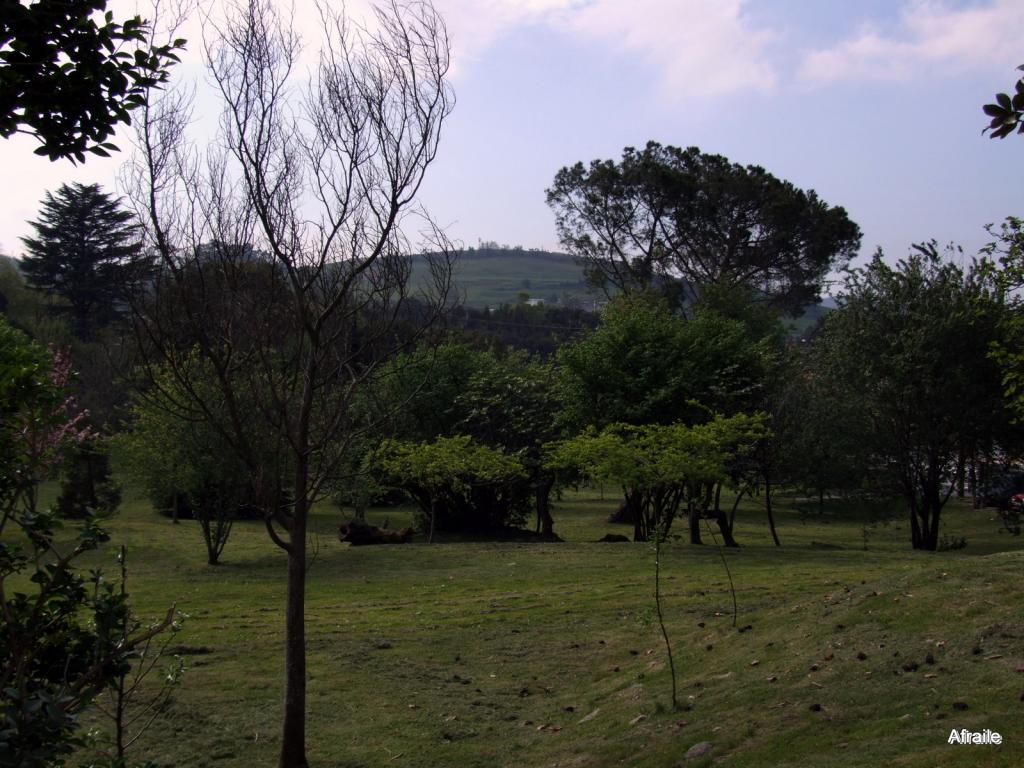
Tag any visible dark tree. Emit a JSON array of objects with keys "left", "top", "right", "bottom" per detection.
[
  {"left": 370, "top": 343, "right": 563, "bottom": 535},
  {"left": 546, "top": 142, "right": 861, "bottom": 313},
  {"left": 55, "top": 439, "right": 121, "bottom": 520},
  {"left": 0, "top": 0, "right": 184, "bottom": 162},
  {"left": 20, "top": 183, "right": 147, "bottom": 338},
  {"left": 983, "top": 64, "right": 1024, "bottom": 139},
  {"left": 818, "top": 245, "right": 1014, "bottom": 551}
]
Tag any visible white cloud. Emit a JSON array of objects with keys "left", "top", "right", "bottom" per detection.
[
  {"left": 561, "top": 0, "right": 777, "bottom": 98},
  {"left": 432, "top": 0, "right": 580, "bottom": 71},
  {"left": 432, "top": 0, "right": 776, "bottom": 97},
  {"left": 799, "top": 0, "right": 1024, "bottom": 84}
]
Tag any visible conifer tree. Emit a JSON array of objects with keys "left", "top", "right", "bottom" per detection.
[{"left": 20, "top": 183, "right": 146, "bottom": 338}]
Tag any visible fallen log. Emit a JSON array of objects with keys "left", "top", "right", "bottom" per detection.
[{"left": 338, "top": 519, "right": 414, "bottom": 545}]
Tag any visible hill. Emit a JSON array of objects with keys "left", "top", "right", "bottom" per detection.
[
  {"left": 415, "top": 246, "right": 837, "bottom": 336},
  {"left": 413, "top": 247, "right": 600, "bottom": 309}
]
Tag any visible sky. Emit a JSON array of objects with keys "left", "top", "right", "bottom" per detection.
[{"left": 2, "top": 0, "right": 1023, "bottom": 277}]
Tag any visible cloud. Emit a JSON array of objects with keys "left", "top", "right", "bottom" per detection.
[
  {"left": 562, "top": 0, "right": 777, "bottom": 98},
  {"left": 434, "top": 0, "right": 580, "bottom": 71},
  {"left": 433, "top": 0, "right": 777, "bottom": 97},
  {"left": 799, "top": 0, "right": 1024, "bottom": 84}
]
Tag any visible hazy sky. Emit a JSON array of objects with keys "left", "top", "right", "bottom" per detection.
[{"left": 2, "top": 0, "right": 1022, "bottom": 274}]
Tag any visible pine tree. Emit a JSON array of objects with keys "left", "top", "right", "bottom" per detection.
[{"left": 20, "top": 183, "right": 146, "bottom": 338}]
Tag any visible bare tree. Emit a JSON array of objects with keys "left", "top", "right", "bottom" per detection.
[{"left": 122, "top": 1, "right": 455, "bottom": 765}]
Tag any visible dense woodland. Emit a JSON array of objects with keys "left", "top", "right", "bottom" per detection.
[{"left": 3, "top": 1, "right": 1024, "bottom": 767}]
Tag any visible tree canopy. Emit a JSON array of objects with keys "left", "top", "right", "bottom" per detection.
[
  {"left": 547, "top": 414, "right": 767, "bottom": 541},
  {"left": 375, "top": 435, "right": 528, "bottom": 536},
  {"left": 817, "top": 245, "right": 1017, "bottom": 550},
  {"left": 556, "top": 294, "right": 764, "bottom": 432},
  {"left": 546, "top": 141, "right": 861, "bottom": 312}
]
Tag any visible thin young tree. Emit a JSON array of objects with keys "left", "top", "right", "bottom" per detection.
[{"left": 123, "top": 1, "right": 455, "bottom": 765}]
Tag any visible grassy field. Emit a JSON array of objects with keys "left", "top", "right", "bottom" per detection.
[
  {"left": 45, "top": 486, "right": 1024, "bottom": 767},
  {"left": 411, "top": 250, "right": 596, "bottom": 308}
]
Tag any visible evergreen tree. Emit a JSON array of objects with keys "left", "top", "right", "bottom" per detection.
[{"left": 20, "top": 183, "right": 146, "bottom": 338}]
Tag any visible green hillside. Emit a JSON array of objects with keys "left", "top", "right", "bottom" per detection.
[
  {"left": 413, "top": 247, "right": 599, "bottom": 309},
  {"left": 414, "top": 247, "right": 837, "bottom": 335}
]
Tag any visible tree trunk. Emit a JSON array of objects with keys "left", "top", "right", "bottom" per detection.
[
  {"left": 764, "top": 477, "right": 781, "bottom": 547},
  {"left": 925, "top": 506, "right": 941, "bottom": 551},
  {"left": 428, "top": 498, "right": 438, "bottom": 544},
  {"left": 625, "top": 489, "right": 646, "bottom": 542},
  {"left": 713, "top": 508, "right": 739, "bottom": 547},
  {"left": 956, "top": 449, "right": 966, "bottom": 499},
  {"left": 688, "top": 500, "right": 702, "bottom": 545},
  {"left": 279, "top": 500, "right": 308, "bottom": 768},
  {"left": 908, "top": 496, "right": 925, "bottom": 550},
  {"left": 728, "top": 488, "right": 745, "bottom": 530},
  {"left": 536, "top": 475, "right": 555, "bottom": 537}
]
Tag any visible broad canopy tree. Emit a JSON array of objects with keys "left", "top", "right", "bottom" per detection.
[
  {"left": 115, "top": 359, "right": 258, "bottom": 565},
  {"left": 546, "top": 141, "right": 861, "bottom": 313},
  {"left": 556, "top": 294, "right": 764, "bottom": 433},
  {"left": 375, "top": 435, "right": 527, "bottom": 540},
  {"left": 547, "top": 415, "right": 768, "bottom": 543},
  {"left": 556, "top": 293, "right": 769, "bottom": 543},
  {"left": 982, "top": 217, "right": 1024, "bottom": 423}
]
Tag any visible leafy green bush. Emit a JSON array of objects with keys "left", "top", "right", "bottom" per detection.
[{"left": 374, "top": 436, "right": 529, "bottom": 536}]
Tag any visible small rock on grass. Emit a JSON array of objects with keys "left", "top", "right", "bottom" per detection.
[
  {"left": 684, "top": 742, "right": 713, "bottom": 760},
  {"left": 578, "top": 708, "right": 600, "bottom": 724}
]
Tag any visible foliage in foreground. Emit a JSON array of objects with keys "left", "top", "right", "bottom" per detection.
[
  {"left": 0, "top": 0, "right": 184, "bottom": 162},
  {"left": 0, "top": 317, "right": 174, "bottom": 766}
]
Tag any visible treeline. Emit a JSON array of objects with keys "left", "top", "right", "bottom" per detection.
[
  {"left": 5, "top": 174, "right": 1024, "bottom": 563},
  {"left": 447, "top": 302, "right": 599, "bottom": 356}
]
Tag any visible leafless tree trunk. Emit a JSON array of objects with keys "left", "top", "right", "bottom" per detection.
[{"left": 123, "top": 2, "right": 455, "bottom": 765}]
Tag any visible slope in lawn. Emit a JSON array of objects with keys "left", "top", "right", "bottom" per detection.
[{"left": 69, "top": 490, "right": 1024, "bottom": 768}]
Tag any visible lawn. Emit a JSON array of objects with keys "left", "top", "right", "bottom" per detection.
[{"left": 56, "top": 486, "right": 1024, "bottom": 767}]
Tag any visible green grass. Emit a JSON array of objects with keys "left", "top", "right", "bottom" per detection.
[{"left": 39, "top": 487, "right": 1024, "bottom": 767}]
